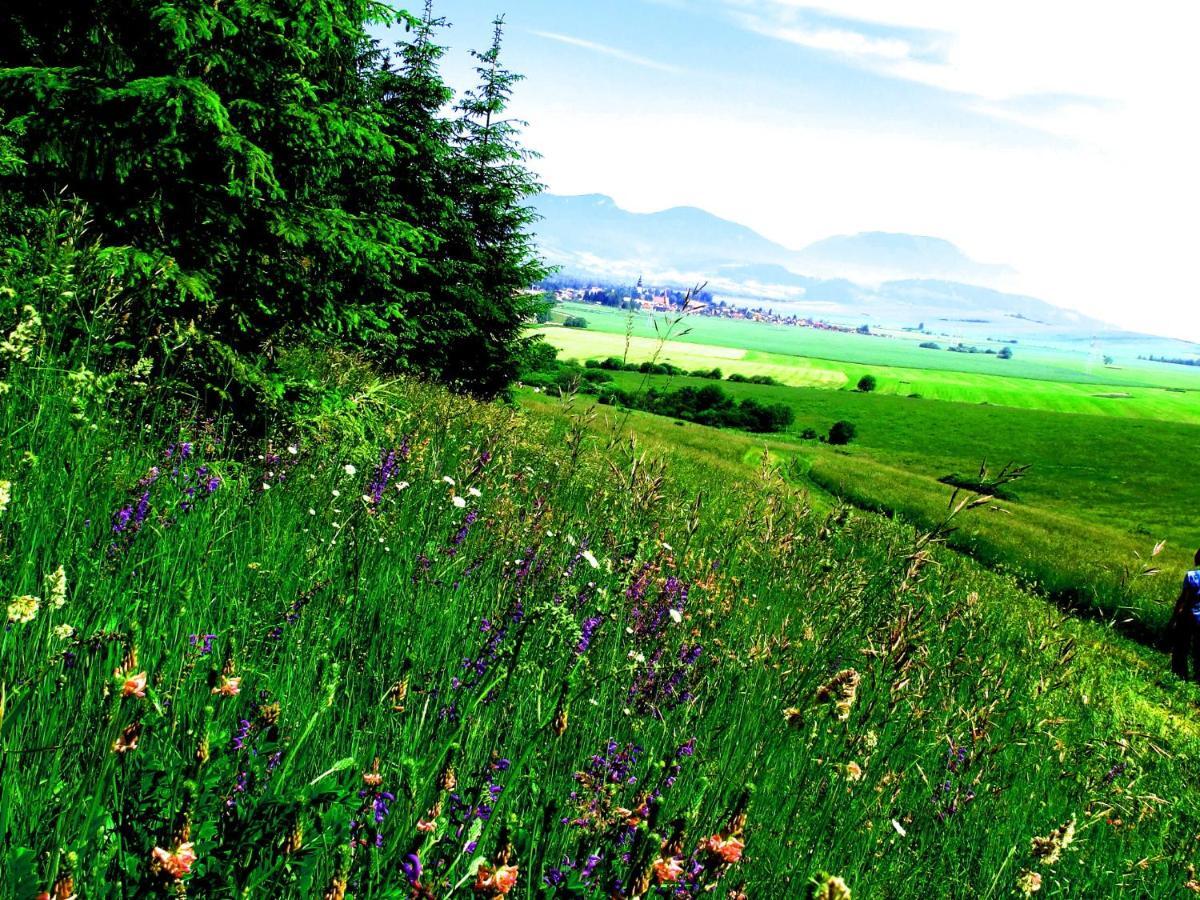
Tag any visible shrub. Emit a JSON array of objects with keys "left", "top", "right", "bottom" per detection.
[
  {"left": 605, "top": 383, "right": 793, "bottom": 433},
  {"left": 857, "top": 374, "right": 877, "bottom": 393},
  {"left": 563, "top": 316, "right": 589, "bottom": 329},
  {"left": 828, "top": 420, "right": 858, "bottom": 445}
]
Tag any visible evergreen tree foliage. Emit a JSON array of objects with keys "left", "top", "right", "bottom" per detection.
[{"left": 0, "top": 1, "right": 547, "bottom": 408}]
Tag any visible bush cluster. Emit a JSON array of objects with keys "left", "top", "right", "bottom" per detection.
[{"left": 602, "top": 384, "right": 795, "bottom": 433}]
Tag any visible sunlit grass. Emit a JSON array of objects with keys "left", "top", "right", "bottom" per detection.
[{"left": 1, "top": 358, "right": 1198, "bottom": 898}]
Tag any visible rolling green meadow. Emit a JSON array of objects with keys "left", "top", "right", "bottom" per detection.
[
  {"left": 537, "top": 312, "right": 1200, "bottom": 640},
  {"left": 7, "top": 342, "right": 1200, "bottom": 899},
  {"left": 4, "top": 2, "right": 1200, "bottom": 899}
]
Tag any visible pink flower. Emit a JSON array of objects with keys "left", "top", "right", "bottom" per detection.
[
  {"left": 653, "top": 856, "right": 685, "bottom": 884},
  {"left": 474, "top": 864, "right": 519, "bottom": 895},
  {"left": 116, "top": 669, "right": 147, "bottom": 698},
  {"left": 212, "top": 676, "right": 241, "bottom": 697},
  {"left": 704, "top": 834, "right": 745, "bottom": 864},
  {"left": 152, "top": 842, "right": 197, "bottom": 880},
  {"left": 416, "top": 818, "right": 437, "bottom": 833}
]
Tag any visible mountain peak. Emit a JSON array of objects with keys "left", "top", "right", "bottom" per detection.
[
  {"left": 529, "top": 192, "right": 1110, "bottom": 335},
  {"left": 796, "top": 231, "right": 1014, "bottom": 285}
]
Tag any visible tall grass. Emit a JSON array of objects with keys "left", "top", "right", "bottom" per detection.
[{"left": 2, "top": 335, "right": 1199, "bottom": 898}]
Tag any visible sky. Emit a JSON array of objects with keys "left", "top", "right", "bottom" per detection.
[{"left": 402, "top": 1, "right": 1200, "bottom": 339}]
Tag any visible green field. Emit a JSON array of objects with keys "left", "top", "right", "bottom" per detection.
[
  {"left": 531, "top": 325, "right": 1200, "bottom": 636},
  {"left": 538, "top": 303, "right": 1200, "bottom": 423},
  {"left": 548, "top": 302, "right": 1200, "bottom": 387}
]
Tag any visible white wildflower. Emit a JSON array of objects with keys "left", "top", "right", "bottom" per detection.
[
  {"left": 45, "top": 565, "right": 67, "bottom": 609},
  {"left": 581, "top": 550, "right": 599, "bottom": 569},
  {"left": 1, "top": 305, "right": 41, "bottom": 362},
  {"left": 467, "top": 486, "right": 482, "bottom": 498},
  {"left": 452, "top": 495, "right": 467, "bottom": 509},
  {"left": 53, "top": 623, "right": 74, "bottom": 640},
  {"left": 669, "top": 608, "right": 683, "bottom": 624},
  {"left": 0, "top": 479, "right": 10, "bottom": 517},
  {"left": 396, "top": 481, "right": 410, "bottom": 491},
  {"left": 287, "top": 445, "right": 298, "bottom": 455},
  {"left": 343, "top": 463, "right": 357, "bottom": 476},
  {"left": 442, "top": 476, "right": 455, "bottom": 486}
]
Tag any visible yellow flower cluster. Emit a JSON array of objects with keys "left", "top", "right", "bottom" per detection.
[
  {"left": 45, "top": 565, "right": 67, "bottom": 609},
  {"left": 7, "top": 594, "right": 40, "bottom": 624},
  {"left": 1, "top": 304, "right": 41, "bottom": 363}
]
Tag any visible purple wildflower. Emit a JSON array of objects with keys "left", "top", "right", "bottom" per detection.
[
  {"left": 400, "top": 853, "right": 422, "bottom": 885},
  {"left": 576, "top": 616, "right": 603, "bottom": 655}
]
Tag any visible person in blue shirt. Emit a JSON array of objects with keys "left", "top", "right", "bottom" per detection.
[{"left": 1171, "top": 549, "right": 1200, "bottom": 680}]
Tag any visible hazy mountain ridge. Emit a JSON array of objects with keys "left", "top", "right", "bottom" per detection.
[
  {"left": 531, "top": 193, "right": 1111, "bottom": 333},
  {"left": 795, "top": 232, "right": 1015, "bottom": 284}
]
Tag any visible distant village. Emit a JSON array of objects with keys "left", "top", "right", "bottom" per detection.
[{"left": 539, "top": 278, "right": 874, "bottom": 335}]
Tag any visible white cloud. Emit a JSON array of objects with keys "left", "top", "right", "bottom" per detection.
[
  {"left": 509, "top": 2, "right": 1200, "bottom": 339},
  {"left": 732, "top": 12, "right": 911, "bottom": 62},
  {"left": 531, "top": 30, "right": 685, "bottom": 74}
]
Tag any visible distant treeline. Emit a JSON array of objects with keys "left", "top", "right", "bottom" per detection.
[
  {"left": 519, "top": 348, "right": 792, "bottom": 432},
  {"left": 601, "top": 384, "right": 795, "bottom": 433},
  {"left": 1141, "top": 355, "right": 1200, "bottom": 367},
  {"left": 588, "top": 356, "right": 782, "bottom": 385}
]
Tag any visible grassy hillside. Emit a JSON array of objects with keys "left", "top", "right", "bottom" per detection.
[
  {"left": 570, "top": 369, "right": 1195, "bottom": 635},
  {"left": 4, "top": 352, "right": 1200, "bottom": 898}
]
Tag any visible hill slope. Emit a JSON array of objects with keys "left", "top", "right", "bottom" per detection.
[{"left": 4, "top": 342, "right": 1200, "bottom": 897}]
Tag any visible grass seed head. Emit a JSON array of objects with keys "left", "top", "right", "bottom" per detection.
[{"left": 1031, "top": 817, "right": 1076, "bottom": 865}]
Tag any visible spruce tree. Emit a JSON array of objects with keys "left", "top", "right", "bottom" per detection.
[
  {"left": 0, "top": 1, "right": 422, "bottom": 404},
  {"left": 0, "top": 2, "right": 550, "bottom": 405},
  {"left": 450, "top": 16, "right": 548, "bottom": 397}
]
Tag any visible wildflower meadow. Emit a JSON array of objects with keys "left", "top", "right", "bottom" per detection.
[
  {"left": 3, "top": 339, "right": 1200, "bottom": 898},
  {"left": 1, "top": 3, "right": 1199, "bottom": 897}
]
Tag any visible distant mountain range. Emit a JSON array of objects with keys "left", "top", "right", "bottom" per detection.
[{"left": 530, "top": 193, "right": 1128, "bottom": 342}]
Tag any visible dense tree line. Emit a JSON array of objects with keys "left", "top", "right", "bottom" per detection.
[
  {"left": 601, "top": 383, "right": 794, "bottom": 433},
  {"left": 1142, "top": 355, "right": 1200, "bottom": 368},
  {"left": 0, "top": 1, "right": 546, "bottom": 411}
]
